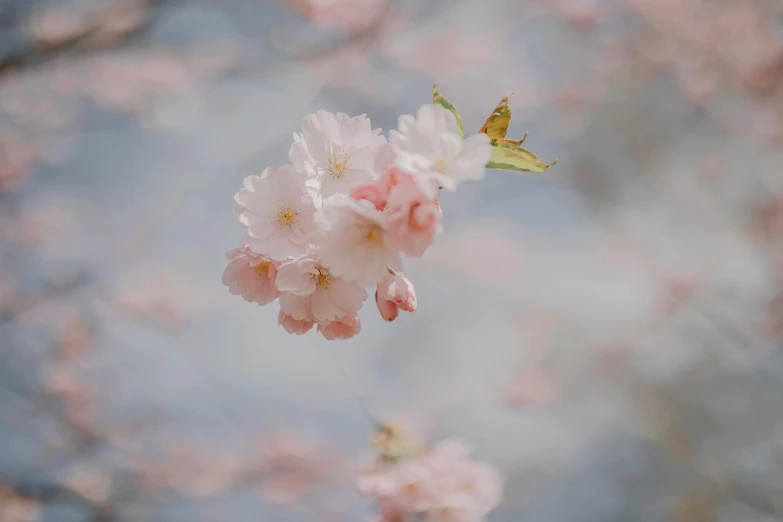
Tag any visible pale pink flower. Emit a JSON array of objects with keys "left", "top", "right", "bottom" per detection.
[
  {"left": 317, "top": 313, "right": 361, "bottom": 340},
  {"left": 389, "top": 104, "right": 492, "bottom": 191},
  {"left": 278, "top": 310, "right": 314, "bottom": 334},
  {"left": 277, "top": 252, "right": 368, "bottom": 323},
  {"left": 317, "top": 196, "right": 401, "bottom": 286},
  {"left": 222, "top": 247, "right": 280, "bottom": 305},
  {"left": 234, "top": 165, "right": 317, "bottom": 260},
  {"left": 359, "top": 436, "right": 503, "bottom": 522},
  {"left": 384, "top": 170, "right": 442, "bottom": 257},
  {"left": 289, "top": 111, "right": 387, "bottom": 198},
  {"left": 376, "top": 272, "right": 417, "bottom": 322}
]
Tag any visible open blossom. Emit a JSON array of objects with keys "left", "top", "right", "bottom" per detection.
[
  {"left": 376, "top": 272, "right": 417, "bottom": 321},
  {"left": 278, "top": 310, "right": 314, "bottom": 334},
  {"left": 222, "top": 247, "right": 280, "bottom": 304},
  {"left": 290, "top": 111, "right": 387, "bottom": 198},
  {"left": 390, "top": 104, "right": 492, "bottom": 191},
  {"left": 276, "top": 252, "right": 368, "bottom": 323},
  {"left": 317, "top": 313, "right": 361, "bottom": 340},
  {"left": 234, "top": 165, "right": 317, "bottom": 259},
  {"left": 317, "top": 196, "right": 401, "bottom": 286},
  {"left": 359, "top": 433, "right": 503, "bottom": 522}
]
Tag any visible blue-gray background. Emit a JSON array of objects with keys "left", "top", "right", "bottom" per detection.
[{"left": 2, "top": 0, "right": 783, "bottom": 520}]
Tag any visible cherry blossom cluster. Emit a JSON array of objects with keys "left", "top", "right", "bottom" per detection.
[
  {"left": 223, "top": 104, "right": 492, "bottom": 340},
  {"left": 357, "top": 426, "right": 503, "bottom": 522}
]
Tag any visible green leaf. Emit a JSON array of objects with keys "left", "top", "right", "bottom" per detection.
[
  {"left": 486, "top": 139, "right": 558, "bottom": 173},
  {"left": 479, "top": 93, "right": 512, "bottom": 140},
  {"left": 432, "top": 85, "right": 464, "bottom": 138}
]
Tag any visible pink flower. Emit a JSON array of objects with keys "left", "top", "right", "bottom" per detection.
[
  {"left": 390, "top": 105, "right": 492, "bottom": 191},
  {"left": 349, "top": 181, "right": 388, "bottom": 211},
  {"left": 376, "top": 272, "right": 417, "bottom": 321},
  {"left": 278, "top": 310, "right": 314, "bottom": 334},
  {"left": 317, "top": 196, "right": 401, "bottom": 286},
  {"left": 384, "top": 171, "right": 441, "bottom": 257},
  {"left": 317, "top": 313, "right": 361, "bottom": 340},
  {"left": 358, "top": 435, "right": 503, "bottom": 522},
  {"left": 222, "top": 247, "right": 280, "bottom": 305},
  {"left": 233, "top": 165, "right": 317, "bottom": 260},
  {"left": 276, "top": 252, "right": 367, "bottom": 323},
  {"left": 289, "top": 111, "right": 386, "bottom": 198}
]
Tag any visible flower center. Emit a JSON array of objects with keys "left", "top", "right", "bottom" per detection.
[
  {"left": 327, "top": 151, "right": 350, "bottom": 179},
  {"left": 254, "top": 259, "right": 270, "bottom": 277},
  {"left": 275, "top": 203, "right": 299, "bottom": 229},
  {"left": 312, "top": 265, "right": 334, "bottom": 291},
  {"left": 433, "top": 159, "right": 448, "bottom": 173},
  {"left": 361, "top": 222, "right": 384, "bottom": 247}
]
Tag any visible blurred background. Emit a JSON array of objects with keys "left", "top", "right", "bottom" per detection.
[{"left": 2, "top": 0, "right": 783, "bottom": 520}]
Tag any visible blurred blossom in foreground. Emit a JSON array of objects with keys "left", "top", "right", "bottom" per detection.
[
  {"left": 358, "top": 426, "right": 503, "bottom": 522},
  {"left": 284, "top": 0, "right": 388, "bottom": 32}
]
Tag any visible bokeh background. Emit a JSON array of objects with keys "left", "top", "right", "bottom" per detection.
[{"left": 2, "top": 0, "right": 783, "bottom": 520}]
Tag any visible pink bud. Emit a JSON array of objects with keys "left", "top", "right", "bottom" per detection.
[
  {"left": 376, "top": 272, "right": 417, "bottom": 320},
  {"left": 278, "top": 310, "right": 314, "bottom": 335},
  {"left": 375, "top": 290, "right": 399, "bottom": 322},
  {"left": 317, "top": 314, "right": 361, "bottom": 340}
]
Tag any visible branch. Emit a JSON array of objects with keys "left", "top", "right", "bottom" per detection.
[{"left": 0, "top": 0, "right": 178, "bottom": 78}]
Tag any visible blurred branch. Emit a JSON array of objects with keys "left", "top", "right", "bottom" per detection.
[{"left": 0, "top": 0, "right": 178, "bottom": 78}]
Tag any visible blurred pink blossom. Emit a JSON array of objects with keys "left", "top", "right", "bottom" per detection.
[
  {"left": 0, "top": 133, "right": 36, "bottom": 192},
  {"left": 0, "top": 485, "right": 40, "bottom": 522},
  {"left": 503, "top": 369, "right": 560, "bottom": 407},
  {"left": 359, "top": 435, "right": 503, "bottom": 522},
  {"left": 255, "top": 432, "right": 345, "bottom": 505},
  {"left": 284, "top": 0, "right": 387, "bottom": 32}
]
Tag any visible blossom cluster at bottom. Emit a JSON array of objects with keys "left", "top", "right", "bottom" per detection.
[{"left": 357, "top": 426, "right": 503, "bottom": 522}]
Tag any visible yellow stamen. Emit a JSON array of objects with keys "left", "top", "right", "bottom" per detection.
[
  {"left": 254, "top": 260, "right": 270, "bottom": 277},
  {"left": 434, "top": 159, "right": 448, "bottom": 173},
  {"left": 275, "top": 203, "right": 299, "bottom": 229},
  {"left": 327, "top": 151, "right": 350, "bottom": 179},
  {"left": 362, "top": 222, "right": 384, "bottom": 246},
  {"left": 312, "top": 265, "right": 334, "bottom": 291}
]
